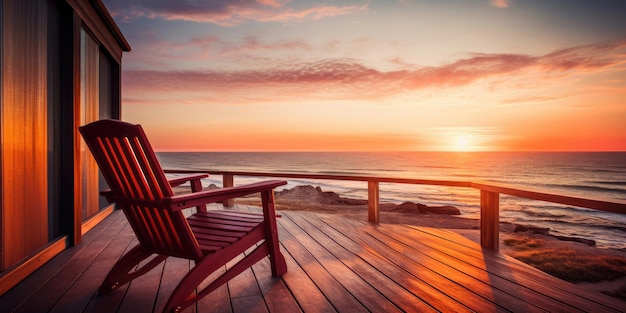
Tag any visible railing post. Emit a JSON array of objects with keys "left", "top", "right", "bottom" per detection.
[
  {"left": 480, "top": 190, "right": 500, "bottom": 252},
  {"left": 223, "top": 174, "right": 234, "bottom": 207},
  {"left": 368, "top": 181, "right": 380, "bottom": 223}
]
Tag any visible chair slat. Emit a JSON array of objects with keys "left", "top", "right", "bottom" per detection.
[
  {"left": 102, "top": 137, "right": 140, "bottom": 198},
  {"left": 116, "top": 137, "right": 152, "bottom": 200},
  {"left": 130, "top": 137, "right": 174, "bottom": 199},
  {"left": 128, "top": 136, "right": 169, "bottom": 199}
]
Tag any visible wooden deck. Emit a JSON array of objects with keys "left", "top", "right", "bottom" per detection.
[{"left": 1, "top": 205, "right": 624, "bottom": 313}]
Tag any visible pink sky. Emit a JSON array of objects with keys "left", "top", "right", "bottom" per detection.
[{"left": 103, "top": 0, "right": 626, "bottom": 151}]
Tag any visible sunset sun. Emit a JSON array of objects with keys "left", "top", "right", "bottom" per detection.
[{"left": 452, "top": 135, "right": 474, "bottom": 151}]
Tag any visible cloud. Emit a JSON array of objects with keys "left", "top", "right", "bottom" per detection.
[
  {"left": 218, "top": 36, "right": 313, "bottom": 54},
  {"left": 499, "top": 95, "right": 567, "bottom": 105},
  {"left": 104, "top": 0, "right": 367, "bottom": 26},
  {"left": 122, "top": 40, "right": 626, "bottom": 103},
  {"left": 490, "top": 0, "right": 511, "bottom": 8}
]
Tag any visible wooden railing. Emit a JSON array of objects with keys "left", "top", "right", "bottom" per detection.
[{"left": 164, "top": 169, "right": 626, "bottom": 252}]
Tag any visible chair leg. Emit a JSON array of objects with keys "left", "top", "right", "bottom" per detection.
[
  {"left": 99, "top": 244, "right": 167, "bottom": 294},
  {"left": 163, "top": 228, "right": 272, "bottom": 313},
  {"left": 190, "top": 178, "right": 208, "bottom": 213},
  {"left": 261, "top": 190, "right": 288, "bottom": 276}
]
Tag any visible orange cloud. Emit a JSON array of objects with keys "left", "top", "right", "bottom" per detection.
[{"left": 123, "top": 40, "right": 626, "bottom": 103}]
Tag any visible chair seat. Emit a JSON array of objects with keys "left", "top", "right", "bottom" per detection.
[{"left": 188, "top": 210, "right": 266, "bottom": 253}]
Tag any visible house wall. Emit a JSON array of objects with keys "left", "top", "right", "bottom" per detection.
[{"left": 0, "top": 0, "right": 129, "bottom": 289}]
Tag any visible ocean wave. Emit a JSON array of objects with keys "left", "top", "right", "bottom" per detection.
[
  {"left": 316, "top": 170, "right": 371, "bottom": 176},
  {"left": 586, "top": 168, "right": 626, "bottom": 174},
  {"left": 344, "top": 168, "right": 404, "bottom": 173},
  {"left": 451, "top": 173, "right": 477, "bottom": 178},
  {"left": 541, "top": 183, "right": 625, "bottom": 194},
  {"left": 536, "top": 219, "right": 626, "bottom": 233},
  {"left": 519, "top": 210, "right": 569, "bottom": 219},
  {"left": 587, "top": 181, "right": 626, "bottom": 186}
]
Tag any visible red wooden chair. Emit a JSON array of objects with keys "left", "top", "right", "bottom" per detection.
[{"left": 79, "top": 119, "right": 288, "bottom": 312}]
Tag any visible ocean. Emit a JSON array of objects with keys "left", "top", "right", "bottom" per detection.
[{"left": 157, "top": 151, "right": 626, "bottom": 250}]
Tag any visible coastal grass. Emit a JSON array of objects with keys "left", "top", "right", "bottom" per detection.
[{"left": 504, "top": 237, "right": 626, "bottom": 283}]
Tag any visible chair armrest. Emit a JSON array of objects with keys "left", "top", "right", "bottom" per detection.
[
  {"left": 165, "top": 180, "right": 287, "bottom": 211},
  {"left": 168, "top": 174, "right": 209, "bottom": 187}
]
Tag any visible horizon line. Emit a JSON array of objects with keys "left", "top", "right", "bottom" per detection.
[{"left": 154, "top": 150, "right": 626, "bottom": 153}]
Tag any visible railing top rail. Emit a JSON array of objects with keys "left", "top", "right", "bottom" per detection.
[
  {"left": 164, "top": 169, "right": 472, "bottom": 187},
  {"left": 164, "top": 169, "right": 626, "bottom": 215},
  {"left": 471, "top": 181, "right": 626, "bottom": 214}
]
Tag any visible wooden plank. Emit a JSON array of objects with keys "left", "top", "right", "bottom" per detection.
[
  {"left": 338, "top": 215, "right": 582, "bottom": 312},
  {"left": 195, "top": 264, "right": 233, "bottom": 313},
  {"left": 253, "top": 256, "right": 311, "bottom": 312},
  {"left": 81, "top": 239, "right": 139, "bottom": 313},
  {"left": 153, "top": 257, "right": 191, "bottom": 313},
  {"left": 3, "top": 208, "right": 625, "bottom": 313},
  {"left": 309, "top": 213, "right": 480, "bottom": 312},
  {"left": 49, "top": 222, "right": 134, "bottom": 313},
  {"left": 372, "top": 223, "right": 573, "bottom": 312},
  {"left": 277, "top": 214, "right": 369, "bottom": 312},
  {"left": 116, "top": 257, "right": 166, "bottom": 313},
  {"left": 373, "top": 223, "right": 615, "bottom": 313},
  {"left": 230, "top": 295, "right": 269, "bottom": 313},
  {"left": 0, "top": 210, "right": 122, "bottom": 308},
  {"left": 235, "top": 204, "right": 302, "bottom": 313},
  {"left": 6, "top": 210, "right": 129, "bottom": 312},
  {"left": 226, "top": 253, "right": 267, "bottom": 312},
  {"left": 231, "top": 203, "right": 337, "bottom": 313},
  {"left": 287, "top": 212, "right": 439, "bottom": 313},
  {"left": 276, "top": 241, "right": 337, "bottom": 313},
  {"left": 280, "top": 212, "right": 396, "bottom": 312},
  {"left": 408, "top": 225, "right": 626, "bottom": 311}
]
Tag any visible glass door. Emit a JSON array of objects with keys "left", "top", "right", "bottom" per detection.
[{"left": 80, "top": 28, "right": 101, "bottom": 221}]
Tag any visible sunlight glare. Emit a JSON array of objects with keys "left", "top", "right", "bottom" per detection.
[{"left": 453, "top": 135, "right": 473, "bottom": 151}]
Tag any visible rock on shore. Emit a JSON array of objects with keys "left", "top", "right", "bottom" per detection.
[
  {"left": 276, "top": 185, "right": 461, "bottom": 215},
  {"left": 514, "top": 224, "right": 596, "bottom": 246}
]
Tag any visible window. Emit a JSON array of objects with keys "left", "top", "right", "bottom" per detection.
[
  {"left": 79, "top": 28, "right": 102, "bottom": 220},
  {"left": 79, "top": 27, "right": 117, "bottom": 222}
]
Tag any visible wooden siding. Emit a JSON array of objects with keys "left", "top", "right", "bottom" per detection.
[
  {"left": 1, "top": 0, "right": 49, "bottom": 270},
  {"left": 1, "top": 206, "right": 624, "bottom": 312}
]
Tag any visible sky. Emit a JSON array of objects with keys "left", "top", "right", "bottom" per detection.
[{"left": 101, "top": 0, "right": 626, "bottom": 152}]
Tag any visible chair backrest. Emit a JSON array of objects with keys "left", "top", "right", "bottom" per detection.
[{"left": 79, "top": 119, "right": 203, "bottom": 260}]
